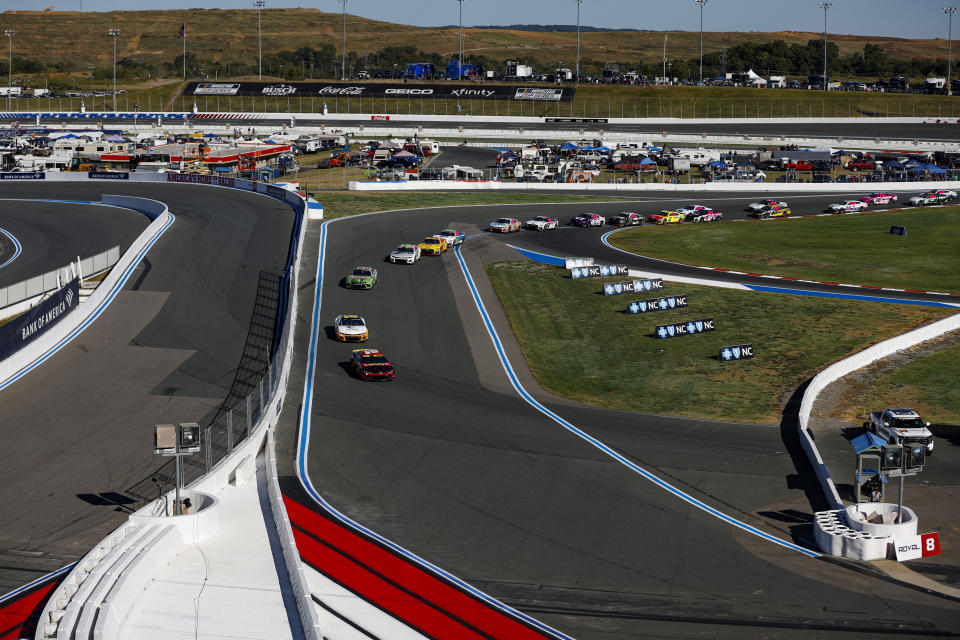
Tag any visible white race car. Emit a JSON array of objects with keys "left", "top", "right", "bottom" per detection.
[
  {"left": 676, "top": 204, "right": 711, "bottom": 216},
  {"left": 389, "top": 244, "right": 421, "bottom": 264},
  {"left": 436, "top": 229, "right": 465, "bottom": 247},
  {"left": 488, "top": 218, "right": 521, "bottom": 233},
  {"left": 334, "top": 314, "right": 369, "bottom": 343},
  {"left": 526, "top": 215, "right": 559, "bottom": 231},
  {"left": 746, "top": 199, "right": 787, "bottom": 213},
  {"left": 826, "top": 200, "right": 868, "bottom": 213}
]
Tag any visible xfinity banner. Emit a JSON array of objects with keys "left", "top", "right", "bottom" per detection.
[
  {"left": 654, "top": 317, "right": 715, "bottom": 339},
  {"left": 185, "top": 81, "right": 576, "bottom": 101},
  {"left": 570, "top": 265, "right": 629, "bottom": 279},
  {"left": 719, "top": 343, "right": 755, "bottom": 362},
  {"left": 603, "top": 278, "right": 664, "bottom": 296},
  {"left": 0, "top": 277, "right": 78, "bottom": 359},
  {"left": 627, "top": 294, "right": 688, "bottom": 314}
]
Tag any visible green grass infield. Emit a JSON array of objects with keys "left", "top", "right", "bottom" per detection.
[
  {"left": 607, "top": 207, "right": 960, "bottom": 294},
  {"left": 486, "top": 260, "right": 954, "bottom": 424}
]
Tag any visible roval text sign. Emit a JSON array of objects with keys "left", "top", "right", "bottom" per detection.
[{"left": 894, "top": 532, "right": 941, "bottom": 561}]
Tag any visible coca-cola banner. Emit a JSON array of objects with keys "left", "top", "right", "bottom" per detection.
[{"left": 185, "top": 81, "right": 575, "bottom": 101}]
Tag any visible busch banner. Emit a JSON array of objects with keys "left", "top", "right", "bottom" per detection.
[
  {"left": 0, "top": 278, "right": 78, "bottom": 359},
  {"left": 603, "top": 278, "right": 665, "bottom": 296},
  {"left": 654, "top": 318, "right": 715, "bottom": 339},
  {"left": 719, "top": 343, "right": 755, "bottom": 362},
  {"left": 627, "top": 294, "right": 688, "bottom": 314},
  {"left": 570, "top": 265, "right": 630, "bottom": 279}
]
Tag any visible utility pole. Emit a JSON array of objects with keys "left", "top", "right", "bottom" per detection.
[
  {"left": 695, "top": 0, "right": 707, "bottom": 85},
  {"left": 573, "top": 0, "right": 583, "bottom": 82},
  {"left": 3, "top": 30, "right": 12, "bottom": 110},
  {"left": 253, "top": 1, "right": 265, "bottom": 80},
  {"left": 947, "top": 7, "right": 957, "bottom": 96},
  {"left": 339, "top": 0, "right": 348, "bottom": 80},
  {"left": 109, "top": 28, "right": 119, "bottom": 112},
  {"left": 818, "top": 2, "right": 832, "bottom": 90}
]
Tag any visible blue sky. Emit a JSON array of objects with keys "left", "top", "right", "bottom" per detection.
[{"left": 0, "top": 0, "right": 951, "bottom": 40}]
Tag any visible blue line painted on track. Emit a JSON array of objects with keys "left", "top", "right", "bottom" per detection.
[
  {"left": 745, "top": 284, "right": 959, "bottom": 307},
  {"left": 0, "top": 226, "right": 21, "bottom": 269},
  {"left": 508, "top": 245, "right": 566, "bottom": 266},
  {"left": 0, "top": 208, "right": 174, "bottom": 393},
  {"left": 452, "top": 242, "right": 822, "bottom": 559},
  {"left": 295, "top": 221, "right": 575, "bottom": 640},
  {"left": 0, "top": 562, "right": 75, "bottom": 604}
]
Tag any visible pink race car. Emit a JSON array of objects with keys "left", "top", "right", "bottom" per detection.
[{"left": 860, "top": 192, "right": 898, "bottom": 205}]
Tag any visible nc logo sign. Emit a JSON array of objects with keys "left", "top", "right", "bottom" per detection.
[{"left": 719, "top": 343, "right": 755, "bottom": 362}]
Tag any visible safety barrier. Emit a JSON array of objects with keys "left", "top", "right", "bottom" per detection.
[
  {"left": 0, "top": 246, "right": 119, "bottom": 316},
  {"left": 797, "top": 312, "right": 960, "bottom": 515},
  {"left": 32, "top": 177, "right": 318, "bottom": 639}
]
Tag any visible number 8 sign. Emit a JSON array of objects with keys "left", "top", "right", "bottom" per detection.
[{"left": 895, "top": 532, "right": 941, "bottom": 561}]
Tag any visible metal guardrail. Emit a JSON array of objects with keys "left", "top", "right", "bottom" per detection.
[{"left": 0, "top": 246, "right": 119, "bottom": 311}]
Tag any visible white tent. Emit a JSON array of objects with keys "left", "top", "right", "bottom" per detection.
[{"left": 746, "top": 69, "right": 767, "bottom": 86}]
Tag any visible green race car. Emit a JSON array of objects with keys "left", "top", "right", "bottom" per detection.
[{"left": 345, "top": 266, "right": 378, "bottom": 289}]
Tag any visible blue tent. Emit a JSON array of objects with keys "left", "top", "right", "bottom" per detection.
[
  {"left": 707, "top": 160, "right": 726, "bottom": 167},
  {"left": 882, "top": 160, "right": 904, "bottom": 170},
  {"left": 904, "top": 157, "right": 923, "bottom": 166},
  {"left": 639, "top": 157, "right": 656, "bottom": 165},
  {"left": 597, "top": 145, "right": 612, "bottom": 151},
  {"left": 580, "top": 145, "right": 596, "bottom": 151},
  {"left": 559, "top": 142, "right": 577, "bottom": 150},
  {"left": 647, "top": 145, "right": 662, "bottom": 152},
  {"left": 908, "top": 162, "right": 945, "bottom": 173}
]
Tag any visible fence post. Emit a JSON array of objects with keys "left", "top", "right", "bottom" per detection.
[
  {"left": 260, "top": 378, "right": 266, "bottom": 421},
  {"left": 246, "top": 394, "right": 252, "bottom": 435},
  {"left": 205, "top": 427, "right": 212, "bottom": 472},
  {"left": 228, "top": 410, "right": 234, "bottom": 454}
]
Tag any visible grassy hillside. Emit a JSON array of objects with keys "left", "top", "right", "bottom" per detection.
[{"left": 0, "top": 8, "right": 952, "bottom": 73}]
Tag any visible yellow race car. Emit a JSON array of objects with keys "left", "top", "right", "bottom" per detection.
[
  {"left": 418, "top": 236, "right": 448, "bottom": 255},
  {"left": 648, "top": 210, "right": 685, "bottom": 225}
]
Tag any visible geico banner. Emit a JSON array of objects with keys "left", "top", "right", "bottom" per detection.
[
  {"left": 719, "top": 343, "right": 755, "bottom": 362},
  {"left": 627, "top": 294, "right": 687, "bottom": 314},
  {"left": 185, "top": 81, "right": 576, "bottom": 101},
  {"left": 0, "top": 277, "right": 78, "bottom": 360},
  {"left": 894, "top": 532, "right": 941, "bottom": 561},
  {"left": 570, "top": 265, "right": 629, "bottom": 279},
  {"left": 655, "top": 317, "right": 715, "bottom": 339},
  {"left": 603, "top": 278, "right": 665, "bottom": 296}
]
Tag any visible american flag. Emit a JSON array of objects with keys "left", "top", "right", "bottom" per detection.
[{"left": 179, "top": 23, "right": 186, "bottom": 37}]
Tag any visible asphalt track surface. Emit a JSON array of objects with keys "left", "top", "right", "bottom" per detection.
[
  {"left": 279, "top": 198, "right": 960, "bottom": 639},
  {"left": 0, "top": 200, "right": 148, "bottom": 287},
  {"left": 0, "top": 182, "right": 294, "bottom": 596}
]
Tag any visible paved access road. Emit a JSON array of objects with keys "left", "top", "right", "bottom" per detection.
[
  {"left": 0, "top": 200, "right": 148, "bottom": 287},
  {"left": 0, "top": 183, "right": 295, "bottom": 596},
  {"left": 282, "top": 198, "right": 960, "bottom": 639}
]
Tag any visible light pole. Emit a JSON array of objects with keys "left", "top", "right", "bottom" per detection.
[
  {"left": 4, "top": 30, "right": 13, "bottom": 109},
  {"left": 108, "top": 28, "right": 119, "bottom": 112},
  {"left": 818, "top": 2, "right": 832, "bottom": 90},
  {"left": 573, "top": 0, "right": 583, "bottom": 82},
  {"left": 695, "top": 0, "right": 708, "bottom": 85},
  {"left": 662, "top": 34, "right": 668, "bottom": 85},
  {"left": 253, "top": 0, "right": 265, "bottom": 80},
  {"left": 456, "top": 0, "right": 464, "bottom": 80},
  {"left": 339, "top": 0, "right": 347, "bottom": 80},
  {"left": 947, "top": 7, "right": 957, "bottom": 96}
]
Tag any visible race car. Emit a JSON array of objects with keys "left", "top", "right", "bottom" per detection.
[
  {"left": 345, "top": 266, "right": 378, "bottom": 289},
  {"left": 826, "top": 200, "right": 868, "bottom": 213},
  {"left": 648, "top": 210, "right": 685, "bottom": 225},
  {"left": 908, "top": 193, "right": 935, "bottom": 206},
  {"left": 676, "top": 204, "right": 711, "bottom": 217},
  {"left": 526, "top": 215, "right": 559, "bottom": 231},
  {"left": 350, "top": 348, "right": 396, "bottom": 381},
  {"left": 608, "top": 212, "right": 644, "bottom": 226},
  {"left": 488, "top": 218, "right": 521, "bottom": 233},
  {"left": 334, "top": 314, "right": 369, "bottom": 342},
  {"left": 860, "top": 192, "right": 898, "bottom": 205},
  {"left": 437, "top": 229, "right": 465, "bottom": 246},
  {"left": 933, "top": 189, "right": 958, "bottom": 201},
  {"left": 753, "top": 204, "right": 790, "bottom": 219},
  {"left": 389, "top": 244, "right": 421, "bottom": 264},
  {"left": 687, "top": 209, "right": 723, "bottom": 223},
  {"left": 746, "top": 199, "right": 787, "bottom": 213},
  {"left": 569, "top": 213, "right": 606, "bottom": 227},
  {"left": 418, "top": 236, "right": 448, "bottom": 255}
]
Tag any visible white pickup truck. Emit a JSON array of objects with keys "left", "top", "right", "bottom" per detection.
[{"left": 865, "top": 408, "right": 934, "bottom": 455}]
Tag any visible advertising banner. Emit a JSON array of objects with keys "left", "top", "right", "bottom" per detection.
[
  {"left": 603, "top": 278, "right": 664, "bottom": 296},
  {"left": 654, "top": 317, "right": 715, "bottom": 339},
  {"left": 895, "top": 532, "right": 941, "bottom": 561},
  {"left": 89, "top": 171, "right": 129, "bottom": 180},
  {"left": 0, "top": 278, "right": 78, "bottom": 360},
  {"left": 564, "top": 257, "right": 594, "bottom": 269},
  {"left": 0, "top": 172, "right": 44, "bottom": 180},
  {"left": 185, "top": 81, "right": 576, "bottom": 101},
  {"left": 719, "top": 343, "right": 755, "bottom": 362},
  {"left": 570, "top": 265, "right": 630, "bottom": 279},
  {"left": 627, "top": 294, "right": 687, "bottom": 314},
  {"left": 545, "top": 117, "right": 609, "bottom": 123},
  {"left": 166, "top": 173, "right": 237, "bottom": 188}
]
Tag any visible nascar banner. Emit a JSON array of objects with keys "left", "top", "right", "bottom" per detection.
[
  {"left": 185, "top": 81, "right": 576, "bottom": 101},
  {"left": 719, "top": 343, "right": 755, "bottom": 362},
  {"left": 603, "top": 278, "right": 664, "bottom": 296},
  {"left": 654, "top": 318, "right": 715, "bottom": 339},
  {"left": 627, "top": 294, "right": 688, "bottom": 314},
  {"left": 570, "top": 265, "right": 629, "bottom": 279}
]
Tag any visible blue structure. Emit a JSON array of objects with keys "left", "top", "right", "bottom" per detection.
[{"left": 447, "top": 59, "right": 481, "bottom": 80}]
